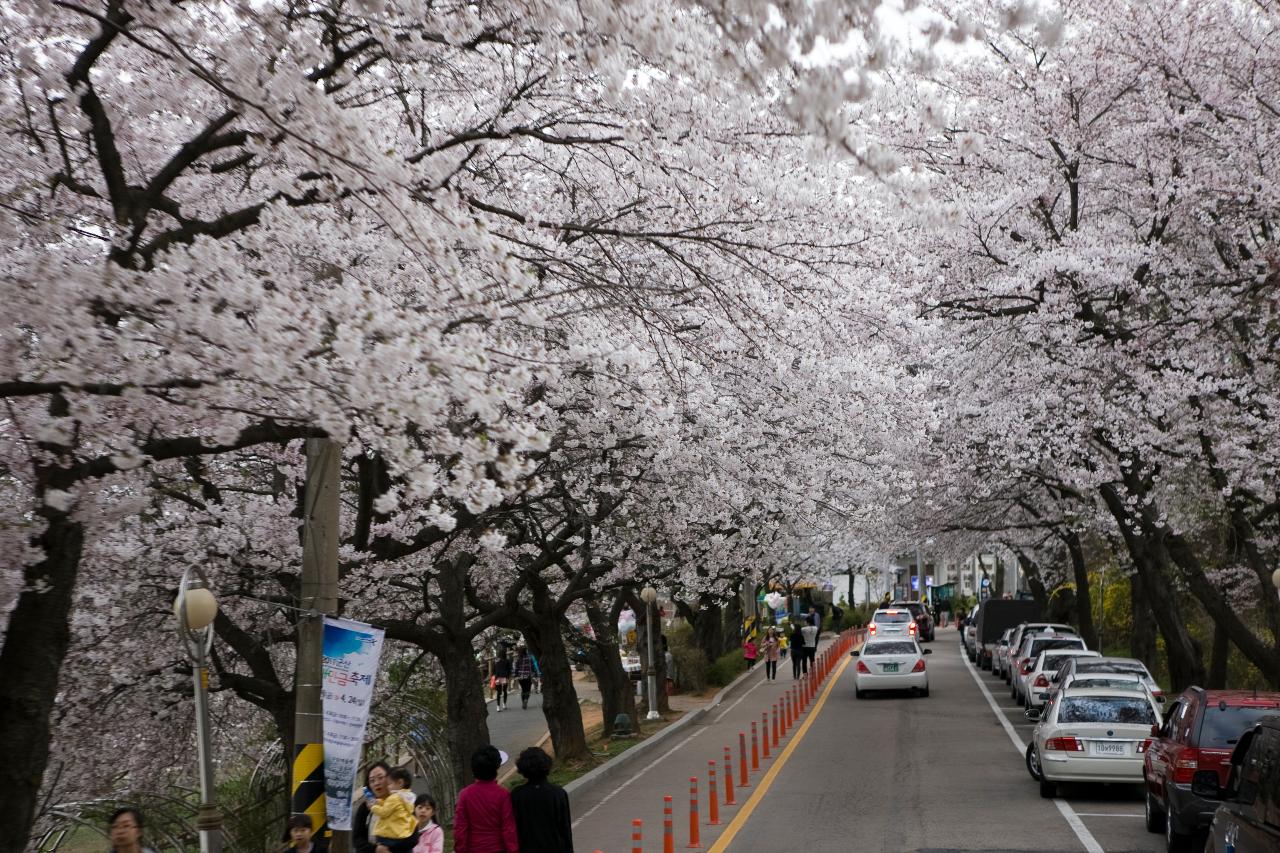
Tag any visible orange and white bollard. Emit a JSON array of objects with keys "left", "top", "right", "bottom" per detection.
[
  {"left": 664, "top": 795, "right": 675, "bottom": 853},
  {"left": 723, "top": 745, "right": 736, "bottom": 805},
  {"left": 707, "top": 761, "right": 720, "bottom": 825},
  {"left": 751, "top": 721, "right": 760, "bottom": 771},
  {"left": 633, "top": 819, "right": 643, "bottom": 853},
  {"left": 688, "top": 777, "right": 701, "bottom": 849},
  {"left": 738, "top": 731, "right": 749, "bottom": 788},
  {"left": 771, "top": 703, "right": 780, "bottom": 747},
  {"left": 761, "top": 712, "right": 771, "bottom": 759}
]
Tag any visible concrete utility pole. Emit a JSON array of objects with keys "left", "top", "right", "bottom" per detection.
[{"left": 294, "top": 439, "right": 343, "bottom": 850}]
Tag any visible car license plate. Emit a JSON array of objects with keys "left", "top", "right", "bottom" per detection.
[
  {"left": 1091, "top": 741, "right": 1126, "bottom": 756},
  {"left": 882, "top": 663, "right": 899, "bottom": 673}
]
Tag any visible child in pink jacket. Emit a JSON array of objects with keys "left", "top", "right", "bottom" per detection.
[
  {"left": 411, "top": 794, "right": 443, "bottom": 853},
  {"left": 743, "top": 637, "right": 758, "bottom": 670}
]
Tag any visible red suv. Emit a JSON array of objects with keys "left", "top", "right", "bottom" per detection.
[{"left": 1144, "top": 687, "right": 1280, "bottom": 851}]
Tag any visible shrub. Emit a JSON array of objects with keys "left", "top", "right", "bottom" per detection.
[
  {"left": 707, "top": 648, "right": 747, "bottom": 687},
  {"left": 666, "top": 624, "right": 709, "bottom": 693}
]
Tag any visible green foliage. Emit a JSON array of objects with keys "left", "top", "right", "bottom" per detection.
[
  {"left": 666, "top": 624, "right": 709, "bottom": 693},
  {"left": 218, "top": 771, "right": 287, "bottom": 853},
  {"left": 840, "top": 603, "right": 875, "bottom": 629},
  {"left": 708, "top": 648, "right": 747, "bottom": 687}
]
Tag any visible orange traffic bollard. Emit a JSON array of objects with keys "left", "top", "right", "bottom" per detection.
[
  {"left": 688, "top": 777, "right": 701, "bottom": 849},
  {"left": 707, "top": 761, "right": 720, "bottom": 825},
  {"left": 771, "top": 703, "right": 779, "bottom": 747},
  {"left": 664, "top": 795, "right": 675, "bottom": 853},
  {"left": 633, "top": 819, "right": 643, "bottom": 853},
  {"left": 723, "top": 745, "right": 736, "bottom": 805},
  {"left": 761, "top": 712, "right": 770, "bottom": 759},
  {"left": 751, "top": 721, "right": 760, "bottom": 770},
  {"left": 738, "top": 731, "right": 749, "bottom": 788}
]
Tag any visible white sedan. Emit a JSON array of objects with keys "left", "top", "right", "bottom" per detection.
[
  {"left": 852, "top": 638, "right": 931, "bottom": 698},
  {"left": 1026, "top": 686, "right": 1162, "bottom": 799}
]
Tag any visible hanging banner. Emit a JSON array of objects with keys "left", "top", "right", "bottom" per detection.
[{"left": 322, "top": 616, "right": 385, "bottom": 830}]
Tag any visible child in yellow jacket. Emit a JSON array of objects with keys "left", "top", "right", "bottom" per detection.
[{"left": 369, "top": 769, "right": 415, "bottom": 846}]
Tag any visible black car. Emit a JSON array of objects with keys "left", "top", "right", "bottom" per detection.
[
  {"left": 891, "top": 600, "right": 935, "bottom": 642},
  {"left": 1203, "top": 714, "right": 1280, "bottom": 852}
]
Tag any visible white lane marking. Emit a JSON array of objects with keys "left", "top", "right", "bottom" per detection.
[
  {"left": 961, "top": 649, "right": 1105, "bottom": 853},
  {"left": 570, "top": 726, "right": 707, "bottom": 827}
]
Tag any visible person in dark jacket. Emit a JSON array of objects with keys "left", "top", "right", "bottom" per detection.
[
  {"left": 511, "top": 747, "right": 573, "bottom": 853},
  {"left": 789, "top": 622, "right": 807, "bottom": 678},
  {"left": 353, "top": 761, "right": 394, "bottom": 853},
  {"left": 493, "top": 650, "right": 513, "bottom": 711}
]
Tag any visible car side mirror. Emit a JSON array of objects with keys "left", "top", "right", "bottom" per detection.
[
  {"left": 850, "top": 650, "right": 860, "bottom": 656},
  {"left": 923, "top": 649, "right": 933, "bottom": 655},
  {"left": 1024, "top": 708, "right": 1041, "bottom": 721},
  {"left": 1191, "top": 773, "right": 1222, "bottom": 800}
]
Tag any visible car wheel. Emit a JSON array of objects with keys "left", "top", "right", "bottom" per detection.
[
  {"left": 1039, "top": 779, "right": 1056, "bottom": 799},
  {"left": 1164, "top": 810, "right": 1192, "bottom": 853},
  {"left": 1144, "top": 789, "right": 1166, "bottom": 833},
  {"left": 1025, "top": 743, "right": 1043, "bottom": 781},
  {"left": 920, "top": 685, "right": 929, "bottom": 698},
  {"left": 855, "top": 688, "right": 864, "bottom": 700}
]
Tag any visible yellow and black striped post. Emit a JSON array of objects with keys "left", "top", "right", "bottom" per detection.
[{"left": 291, "top": 742, "right": 326, "bottom": 833}]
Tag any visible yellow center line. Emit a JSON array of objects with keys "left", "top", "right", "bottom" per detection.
[{"left": 707, "top": 653, "right": 854, "bottom": 852}]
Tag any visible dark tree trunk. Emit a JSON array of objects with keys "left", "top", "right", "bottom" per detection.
[
  {"left": 688, "top": 598, "right": 724, "bottom": 664},
  {"left": 582, "top": 601, "right": 637, "bottom": 732},
  {"left": 1129, "top": 571, "right": 1158, "bottom": 673},
  {"left": 1208, "top": 621, "right": 1230, "bottom": 689},
  {"left": 527, "top": 621, "right": 589, "bottom": 762},
  {"left": 1063, "top": 532, "right": 1099, "bottom": 651},
  {"left": 438, "top": 635, "right": 491, "bottom": 788},
  {"left": 1014, "top": 551, "right": 1050, "bottom": 613},
  {"left": 994, "top": 554, "right": 1006, "bottom": 599},
  {"left": 723, "top": 591, "right": 743, "bottom": 657},
  {"left": 0, "top": 483, "right": 84, "bottom": 853},
  {"left": 1099, "top": 483, "right": 1206, "bottom": 689}
]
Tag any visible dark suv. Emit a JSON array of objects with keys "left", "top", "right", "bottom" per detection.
[
  {"left": 891, "top": 600, "right": 935, "bottom": 642},
  {"left": 1144, "top": 687, "right": 1280, "bottom": 851},
  {"left": 1204, "top": 714, "right": 1280, "bottom": 852}
]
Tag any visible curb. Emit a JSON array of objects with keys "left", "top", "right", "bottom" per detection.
[{"left": 564, "top": 634, "right": 839, "bottom": 805}]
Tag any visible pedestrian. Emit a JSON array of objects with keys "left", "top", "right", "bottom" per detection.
[
  {"left": 510, "top": 746, "right": 574, "bottom": 853},
  {"left": 412, "top": 795, "right": 444, "bottom": 853},
  {"left": 515, "top": 645, "right": 535, "bottom": 710},
  {"left": 108, "top": 807, "right": 158, "bottom": 853},
  {"left": 801, "top": 616, "right": 819, "bottom": 670},
  {"left": 531, "top": 652, "right": 542, "bottom": 693},
  {"left": 353, "top": 761, "right": 394, "bottom": 853},
  {"left": 790, "top": 622, "right": 806, "bottom": 678},
  {"left": 368, "top": 767, "right": 416, "bottom": 852},
  {"left": 762, "top": 628, "right": 780, "bottom": 681},
  {"left": 664, "top": 645, "right": 677, "bottom": 694},
  {"left": 493, "top": 648, "right": 512, "bottom": 711},
  {"left": 808, "top": 606, "right": 822, "bottom": 633},
  {"left": 742, "top": 636, "right": 758, "bottom": 670},
  {"left": 454, "top": 745, "right": 518, "bottom": 853},
  {"left": 284, "top": 815, "right": 329, "bottom": 853}
]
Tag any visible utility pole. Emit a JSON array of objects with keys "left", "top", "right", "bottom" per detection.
[{"left": 294, "top": 439, "right": 343, "bottom": 850}]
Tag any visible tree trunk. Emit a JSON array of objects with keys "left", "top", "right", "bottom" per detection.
[
  {"left": 583, "top": 602, "right": 637, "bottom": 733},
  {"left": 0, "top": 488, "right": 84, "bottom": 853},
  {"left": 688, "top": 598, "right": 724, "bottom": 664},
  {"left": 1014, "top": 551, "right": 1050, "bottom": 613},
  {"left": 1099, "top": 483, "right": 1205, "bottom": 689},
  {"left": 723, "top": 591, "right": 743, "bottom": 657},
  {"left": 994, "top": 554, "right": 1006, "bottom": 598},
  {"left": 1208, "top": 621, "right": 1230, "bottom": 689},
  {"left": 1129, "top": 571, "right": 1158, "bottom": 673},
  {"left": 1063, "top": 532, "right": 1099, "bottom": 650},
  {"left": 438, "top": 635, "right": 491, "bottom": 788},
  {"left": 528, "top": 622, "right": 589, "bottom": 762}
]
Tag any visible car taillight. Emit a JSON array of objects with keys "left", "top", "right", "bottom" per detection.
[
  {"left": 868, "top": 623, "right": 877, "bottom": 635},
  {"left": 1137, "top": 739, "right": 1153, "bottom": 754},
  {"left": 1172, "top": 749, "right": 1201, "bottom": 784},
  {"left": 1044, "top": 737, "right": 1084, "bottom": 752},
  {"left": 1020, "top": 659, "right": 1034, "bottom": 675},
  {"left": 1033, "top": 674, "right": 1049, "bottom": 688},
  {"left": 908, "top": 623, "right": 917, "bottom": 635},
  {"left": 912, "top": 659, "right": 926, "bottom": 673},
  {"left": 856, "top": 661, "right": 871, "bottom": 674}
]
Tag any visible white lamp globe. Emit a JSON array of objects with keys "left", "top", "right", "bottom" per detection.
[
  {"left": 175, "top": 585, "right": 219, "bottom": 630},
  {"left": 640, "top": 587, "right": 658, "bottom": 604},
  {"left": 1272, "top": 567, "right": 1280, "bottom": 592}
]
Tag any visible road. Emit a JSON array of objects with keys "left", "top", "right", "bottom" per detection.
[{"left": 713, "top": 626, "right": 1162, "bottom": 853}]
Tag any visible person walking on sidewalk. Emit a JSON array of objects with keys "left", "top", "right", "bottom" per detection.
[
  {"left": 515, "top": 645, "right": 535, "bottom": 709},
  {"left": 790, "top": 622, "right": 807, "bottom": 678},
  {"left": 762, "top": 628, "right": 780, "bottom": 680},
  {"left": 742, "top": 636, "right": 758, "bottom": 670},
  {"left": 511, "top": 746, "right": 574, "bottom": 853},
  {"left": 801, "top": 617, "right": 819, "bottom": 671},
  {"left": 454, "top": 746, "right": 518, "bottom": 853},
  {"left": 493, "top": 649, "right": 512, "bottom": 711}
]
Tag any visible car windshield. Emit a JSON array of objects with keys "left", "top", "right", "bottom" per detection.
[
  {"left": 1073, "top": 677, "right": 1141, "bottom": 689},
  {"left": 1077, "top": 661, "right": 1147, "bottom": 676},
  {"left": 864, "top": 642, "right": 917, "bottom": 655},
  {"left": 874, "top": 611, "right": 912, "bottom": 623},
  {"left": 1030, "top": 638, "right": 1084, "bottom": 656},
  {"left": 1059, "top": 696, "right": 1156, "bottom": 725},
  {"left": 1198, "top": 704, "right": 1280, "bottom": 748}
]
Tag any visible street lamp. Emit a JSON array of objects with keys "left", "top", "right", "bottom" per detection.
[
  {"left": 640, "top": 586, "right": 661, "bottom": 721},
  {"left": 174, "top": 568, "right": 223, "bottom": 853}
]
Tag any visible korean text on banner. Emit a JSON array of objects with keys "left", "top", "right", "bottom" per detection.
[{"left": 322, "top": 616, "right": 385, "bottom": 830}]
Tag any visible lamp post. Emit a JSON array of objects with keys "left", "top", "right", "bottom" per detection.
[
  {"left": 1273, "top": 568, "right": 1280, "bottom": 601},
  {"left": 640, "top": 586, "right": 661, "bottom": 721},
  {"left": 174, "top": 568, "right": 223, "bottom": 853}
]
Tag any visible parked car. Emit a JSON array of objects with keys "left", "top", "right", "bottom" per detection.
[
  {"left": 1027, "top": 685, "right": 1163, "bottom": 799},
  {"left": 851, "top": 638, "right": 932, "bottom": 698},
  {"left": 891, "top": 600, "right": 935, "bottom": 642},
  {"left": 1039, "top": 670, "right": 1153, "bottom": 709},
  {"left": 1005, "top": 622, "right": 1077, "bottom": 684},
  {"left": 1144, "top": 687, "right": 1280, "bottom": 851},
  {"left": 1013, "top": 631, "right": 1088, "bottom": 706},
  {"left": 962, "top": 605, "right": 980, "bottom": 660},
  {"left": 867, "top": 608, "right": 917, "bottom": 639},
  {"left": 975, "top": 598, "right": 1042, "bottom": 671},
  {"left": 1056, "top": 656, "right": 1165, "bottom": 705},
  {"left": 1203, "top": 714, "right": 1280, "bottom": 853},
  {"left": 1025, "top": 649, "right": 1100, "bottom": 710},
  {"left": 993, "top": 628, "right": 1014, "bottom": 678}
]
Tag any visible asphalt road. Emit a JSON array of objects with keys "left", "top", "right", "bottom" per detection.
[{"left": 717, "top": 626, "right": 1164, "bottom": 853}]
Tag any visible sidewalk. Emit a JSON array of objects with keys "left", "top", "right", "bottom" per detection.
[{"left": 566, "top": 633, "right": 856, "bottom": 853}]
